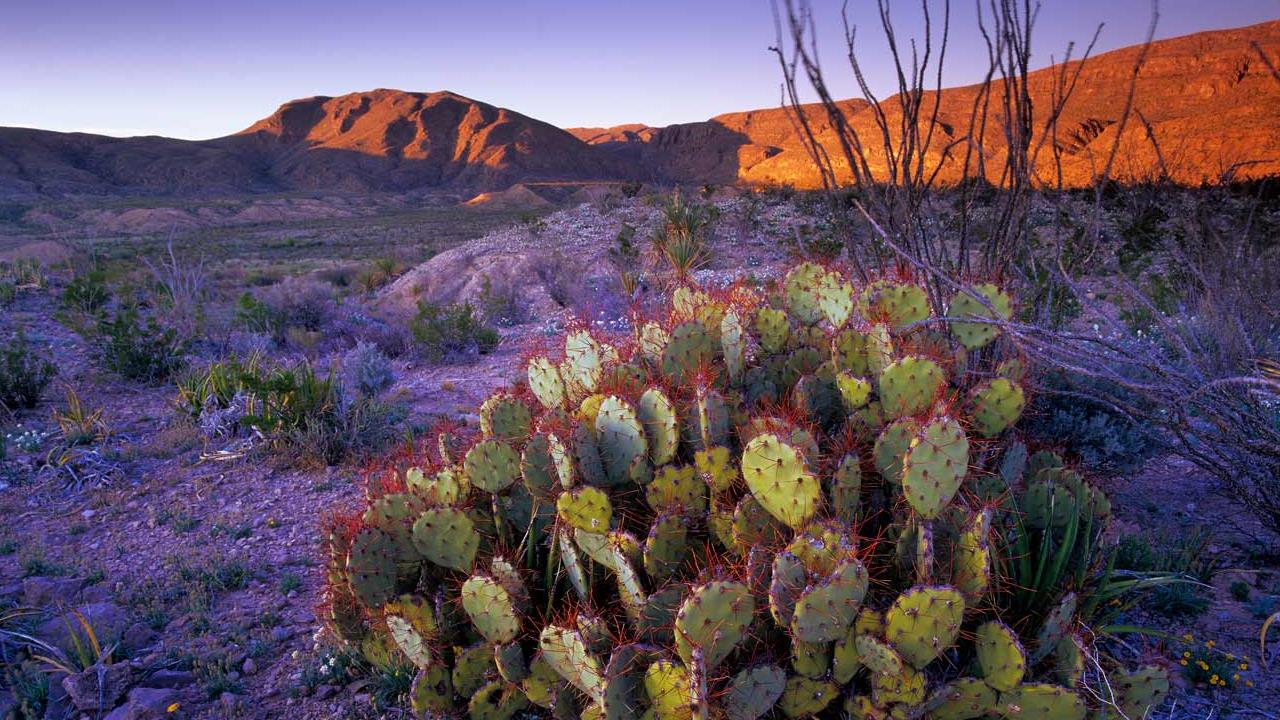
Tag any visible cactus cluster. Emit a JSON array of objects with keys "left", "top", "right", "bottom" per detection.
[{"left": 323, "top": 263, "right": 1166, "bottom": 719}]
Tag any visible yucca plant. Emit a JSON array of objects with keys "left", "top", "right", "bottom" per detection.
[
  {"left": 53, "top": 387, "right": 109, "bottom": 446},
  {"left": 651, "top": 189, "right": 713, "bottom": 284},
  {"left": 1, "top": 609, "right": 115, "bottom": 675}
]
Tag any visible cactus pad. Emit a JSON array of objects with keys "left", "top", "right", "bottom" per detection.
[
  {"left": 644, "top": 659, "right": 692, "bottom": 720},
  {"left": 975, "top": 621, "right": 1026, "bottom": 692},
  {"left": 695, "top": 445, "right": 738, "bottom": 494},
  {"left": 347, "top": 527, "right": 398, "bottom": 607},
  {"left": 777, "top": 675, "right": 837, "bottom": 718},
  {"left": 725, "top": 665, "right": 785, "bottom": 720},
  {"left": 527, "top": 357, "right": 566, "bottom": 410},
  {"left": 949, "top": 284, "right": 1012, "bottom": 350},
  {"left": 791, "top": 560, "right": 870, "bottom": 643},
  {"left": 452, "top": 643, "right": 496, "bottom": 697},
  {"left": 461, "top": 575, "right": 521, "bottom": 644},
  {"left": 1114, "top": 665, "right": 1169, "bottom": 718},
  {"left": 969, "top": 378, "right": 1026, "bottom": 437},
  {"left": 384, "top": 594, "right": 437, "bottom": 667},
  {"left": 662, "top": 321, "right": 716, "bottom": 384},
  {"left": 465, "top": 439, "right": 521, "bottom": 493},
  {"left": 469, "top": 679, "right": 529, "bottom": 720},
  {"left": 783, "top": 262, "right": 830, "bottom": 326},
  {"left": 756, "top": 307, "right": 791, "bottom": 354},
  {"left": 412, "top": 507, "right": 480, "bottom": 572},
  {"left": 647, "top": 465, "right": 706, "bottom": 515},
  {"left": 926, "top": 677, "right": 996, "bottom": 720},
  {"left": 791, "top": 638, "right": 831, "bottom": 679},
  {"left": 410, "top": 663, "right": 454, "bottom": 715},
  {"left": 638, "top": 388, "right": 680, "bottom": 466},
  {"left": 596, "top": 396, "right": 650, "bottom": 486},
  {"left": 884, "top": 585, "right": 965, "bottom": 668},
  {"left": 480, "top": 393, "right": 533, "bottom": 442},
  {"left": 741, "top": 433, "right": 821, "bottom": 529},
  {"left": 540, "top": 625, "right": 605, "bottom": 703},
  {"left": 873, "top": 418, "right": 919, "bottom": 484},
  {"left": 901, "top": 417, "right": 969, "bottom": 519},
  {"left": 562, "top": 330, "right": 604, "bottom": 401},
  {"left": 878, "top": 356, "right": 946, "bottom": 419},
  {"left": 674, "top": 581, "right": 755, "bottom": 670},
  {"left": 644, "top": 513, "right": 690, "bottom": 583},
  {"left": 996, "top": 684, "right": 1084, "bottom": 720},
  {"left": 558, "top": 486, "right": 613, "bottom": 532}
]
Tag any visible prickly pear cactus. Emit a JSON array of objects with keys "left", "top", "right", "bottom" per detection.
[{"left": 319, "top": 264, "right": 1161, "bottom": 720}]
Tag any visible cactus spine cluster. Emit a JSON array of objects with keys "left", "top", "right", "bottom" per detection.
[{"left": 324, "top": 262, "right": 1166, "bottom": 720}]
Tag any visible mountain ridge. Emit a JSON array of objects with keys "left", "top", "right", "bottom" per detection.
[{"left": 1, "top": 20, "right": 1277, "bottom": 201}]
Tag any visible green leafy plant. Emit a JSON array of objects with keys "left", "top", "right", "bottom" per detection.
[
  {"left": 0, "top": 332, "right": 57, "bottom": 411},
  {"left": 95, "top": 309, "right": 186, "bottom": 383},
  {"left": 409, "top": 301, "right": 498, "bottom": 363},
  {"left": 651, "top": 189, "right": 714, "bottom": 283},
  {"left": 52, "top": 386, "right": 109, "bottom": 446}
]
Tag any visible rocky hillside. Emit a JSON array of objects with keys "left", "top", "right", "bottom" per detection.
[{"left": 0, "top": 21, "right": 1276, "bottom": 200}]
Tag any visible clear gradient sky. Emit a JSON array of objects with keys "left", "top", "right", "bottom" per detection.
[{"left": 1, "top": 1, "right": 1275, "bottom": 140}]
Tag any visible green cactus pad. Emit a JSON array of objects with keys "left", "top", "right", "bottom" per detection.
[
  {"left": 521, "top": 653, "right": 565, "bottom": 709},
  {"left": 557, "top": 486, "right": 613, "bottom": 533},
  {"left": 901, "top": 417, "right": 969, "bottom": 519},
  {"left": 884, "top": 585, "right": 965, "bottom": 668},
  {"left": 1054, "top": 635, "right": 1084, "bottom": 687},
  {"left": 975, "top": 621, "right": 1027, "bottom": 692},
  {"left": 662, "top": 321, "right": 716, "bottom": 384},
  {"left": 521, "top": 433, "right": 558, "bottom": 498},
  {"left": 756, "top": 307, "right": 791, "bottom": 355},
  {"left": 831, "top": 628, "right": 860, "bottom": 684},
  {"left": 638, "top": 584, "right": 687, "bottom": 644},
  {"left": 926, "top": 677, "right": 997, "bottom": 720},
  {"left": 836, "top": 371, "right": 872, "bottom": 410},
  {"left": 461, "top": 575, "right": 521, "bottom": 644},
  {"left": 855, "top": 634, "right": 904, "bottom": 676},
  {"left": 683, "top": 389, "right": 731, "bottom": 452},
  {"left": 791, "top": 560, "right": 870, "bottom": 643},
  {"left": 612, "top": 548, "right": 647, "bottom": 621},
  {"left": 731, "top": 495, "right": 786, "bottom": 551},
  {"left": 791, "top": 638, "right": 831, "bottom": 679},
  {"left": 596, "top": 396, "right": 650, "bottom": 486},
  {"left": 865, "top": 323, "right": 894, "bottom": 378},
  {"left": 412, "top": 507, "right": 480, "bottom": 572},
  {"left": 878, "top": 356, "right": 946, "bottom": 420},
  {"left": 832, "top": 328, "right": 868, "bottom": 375},
  {"left": 949, "top": 284, "right": 1012, "bottom": 350},
  {"left": 638, "top": 388, "right": 680, "bottom": 466},
  {"left": 557, "top": 528, "right": 589, "bottom": 601},
  {"left": 768, "top": 551, "right": 806, "bottom": 627},
  {"left": 452, "top": 643, "right": 496, "bottom": 698},
  {"left": 741, "top": 433, "right": 821, "bottom": 529},
  {"left": 871, "top": 663, "right": 926, "bottom": 706},
  {"left": 562, "top": 330, "right": 604, "bottom": 402},
  {"left": 493, "top": 642, "right": 529, "bottom": 684},
  {"left": 1032, "top": 593, "right": 1078, "bottom": 665},
  {"left": 528, "top": 357, "right": 566, "bottom": 411},
  {"left": 480, "top": 393, "right": 533, "bottom": 442},
  {"left": 674, "top": 581, "right": 755, "bottom": 670},
  {"left": 783, "top": 262, "right": 830, "bottom": 326},
  {"left": 465, "top": 439, "right": 521, "bottom": 493},
  {"left": 953, "top": 510, "right": 992, "bottom": 604},
  {"left": 406, "top": 466, "right": 468, "bottom": 507},
  {"left": 571, "top": 423, "right": 608, "bottom": 487},
  {"left": 996, "top": 684, "right": 1084, "bottom": 720},
  {"left": 573, "top": 527, "right": 636, "bottom": 571},
  {"left": 873, "top": 418, "right": 919, "bottom": 484},
  {"left": 864, "top": 282, "right": 931, "bottom": 331},
  {"left": 695, "top": 445, "right": 738, "bottom": 493},
  {"left": 644, "top": 659, "right": 692, "bottom": 720},
  {"left": 469, "top": 679, "right": 529, "bottom": 720},
  {"left": 777, "top": 675, "right": 837, "bottom": 718},
  {"left": 647, "top": 465, "right": 706, "bottom": 515},
  {"left": 384, "top": 594, "right": 437, "bottom": 667},
  {"left": 540, "top": 625, "right": 605, "bottom": 703},
  {"left": 725, "top": 665, "right": 784, "bottom": 720},
  {"left": 827, "top": 453, "right": 863, "bottom": 524},
  {"left": 969, "top": 378, "right": 1026, "bottom": 437},
  {"left": 347, "top": 527, "right": 398, "bottom": 607},
  {"left": 644, "top": 513, "right": 690, "bottom": 583},
  {"left": 817, "top": 273, "right": 855, "bottom": 329},
  {"left": 1113, "top": 665, "right": 1169, "bottom": 719},
  {"left": 601, "top": 644, "right": 661, "bottom": 720},
  {"left": 722, "top": 310, "right": 747, "bottom": 382},
  {"left": 410, "top": 663, "right": 454, "bottom": 715}
]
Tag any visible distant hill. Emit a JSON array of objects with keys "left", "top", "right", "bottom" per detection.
[{"left": 1, "top": 21, "right": 1276, "bottom": 201}]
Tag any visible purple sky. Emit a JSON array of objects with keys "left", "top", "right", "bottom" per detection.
[{"left": 1, "top": 1, "right": 1274, "bottom": 139}]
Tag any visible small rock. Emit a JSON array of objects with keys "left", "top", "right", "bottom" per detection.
[
  {"left": 242, "top": 658, "right": 257, "bottom": 675},
  {"left": 139, "top": 669, "right": 195, "bottom": 689},
  {"left": 313, "top": 684, "right": 337, "bottom": 700},
  {"left": 120, "top": 623, "right": 159, "bottom": 655},
  {"left": 271, "top": 627, "right": 295, "bottom": 643},
  {"left": 62, "top": 662, "right": 132, "bottom": 711},
  {"left": 38, "top": 603, "right": 129, "bottom": 651},
  {"left": 81, "top": 509, "right": 96, "bottom": 519},
  {"left": 218, "top": 692, "right": 241, "bottom": 711},
  {"left": 102, "top": 687, "right": 176, "bottom": 720},
  {"left": 22, "top": 576, "right": 84, "bottom": 607}
]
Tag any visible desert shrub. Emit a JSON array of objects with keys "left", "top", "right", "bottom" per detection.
[
  {"left": 409, "top": 301, "right": 498, "bottom": 363},
  {"left": 0, "top": 258, "right": 44, "bottom": 288},
  {"left": 237, "top": 275, "right": 337, "bottom": 341},
  {"left": 1229, "top": 580, "right": 1250, "bottom": 602},
  {"left": 0, "top": 281, "right": 15, "bottom": 306},
  {"left": 341, "top": 342, "right": 395, "bottom": 398},
  {"left": 0, "top": 332, "right": 57, "bottom": 411},
  {"left": 355, "top": 258, "right": 403, "bottom": 294},
  {"left": 95, "top": 308, "right": 186, "bottom": 383},
  {"left": 317, "top": 264, "right": 1169, "bottom": 719},
  {"left": 1024, "top": 376, "right": 1154, "bottom": 473},
  {"left": 61, "top": 270, "right": 111, "bottom": 316}
]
